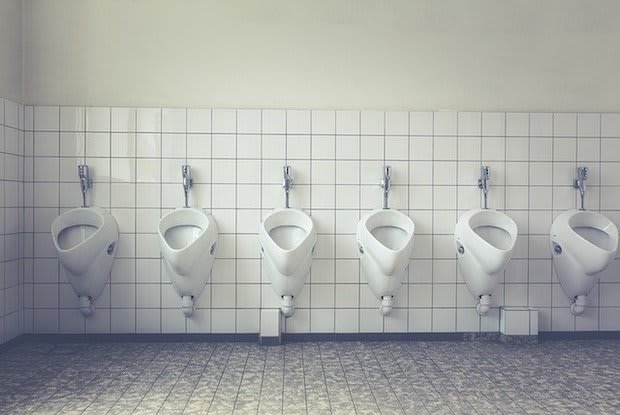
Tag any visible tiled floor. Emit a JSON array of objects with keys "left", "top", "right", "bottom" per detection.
[{"left": 0, "top": 340, "right": 619, "bottom": 414}]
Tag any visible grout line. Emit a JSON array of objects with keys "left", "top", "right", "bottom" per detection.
[
  {"left": 598, "top": 113, "right": 602, "bottom": 331},
  {"left": 209, "top": 109, "right": 213, "bottom": 333},
  {"left": 333, "top": 111, "right": 337, "bottom": 333},
  {"left": 551, "top": 114, "right": 556, "bottom": 331},
  {"left": 57, "top": 107, "right": 61, "bottom": 333},
  {"left": 133, "top": 108, "right": 138, "bottom": 333},
  {"left": 454, "top": 113, "right": 459, "bottom": 331},
  {"left": 358, "top": 111, "right": 361, "bottom": 333},
  {"left": 108, "top": 107, "right": 112, "bottom": 333},
  {"left": 430, "top": 112, "right": 435, "bottom": 332},
  {"left": 234, "top": 110, "right": 238, "bottom": 334},
  {"left": 406, "top": 111, "right": 411, "bottom": 332}
]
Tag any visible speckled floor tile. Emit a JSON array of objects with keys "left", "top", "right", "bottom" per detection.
[{"left": 0, "top": 339, "right": 619, "bottom": 414}]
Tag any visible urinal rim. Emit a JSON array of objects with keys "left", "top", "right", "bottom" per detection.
[
  {"left": 259, "top": 208, "right": 316, "bottom": 254},
  {"left": 458, "top": 208, "right": 518, "bottom": 254},
  {"left": 158, "top": 208, "right": 214, "bottom": 253},
  {"left": 51, "top": 207, "right": 108, "bottom": 254},
  {"left": 552, "top": 209, "right": 619, "bottom": 254},
  {"left": 357, "top": 208, "right": 415, "bottom": 254}
]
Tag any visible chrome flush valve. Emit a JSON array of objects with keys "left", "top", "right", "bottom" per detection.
[
  {"left": 182, "top": 165, "right": 193, "bottom": 208},
  {"left": 574, "top": 166, "right": 588, "bottom": 210},
  {"left": 478, "top": 166, "right": 490, "bottom": 209},
  {"left": 283, "top": 165, "right": 293, "bottom": 208},
  {"left": 380, "top": 165, "right": 392, "bottom": 209},
  {"left": 78, "top": 165, "right": 93, "bottom": 207}
]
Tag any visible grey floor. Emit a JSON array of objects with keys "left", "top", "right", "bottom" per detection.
[{"left": 0, "top": 340, "right": 619, "bottom": 414}]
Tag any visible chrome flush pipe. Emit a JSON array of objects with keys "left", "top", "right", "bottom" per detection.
[
  {"left": 574, "top": 166, "right": 588, "bottom": 210},
  {"left": 380, "top": 165, "right": 392, "bottom": 209},
  {"left": 478, "top": 166, "right": 490, "bottom": 209},
  {"left": 77, "top": 165, "right": 92, "bottom": 208},
  {"left": 283, "top": 166, "right": 293, "bottom": 208},
  {"left": 182, "top": 165, "right": 193, "bottom": 208}
]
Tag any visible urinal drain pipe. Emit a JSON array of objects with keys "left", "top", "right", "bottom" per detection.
[
  {"left": 570, "top": 295, "right": 587, "bottom": 316},
  {"left": 379, "top": 296, "right": 393, "bottom": 316},
  {"left": 476, "top": 294, "right": 491, "bottom": 316},
  {"left": 79, "top": 296, "right": 95, "bottom": 317},
  {"left": 281, "top": 295, "right": 295, "bottom": 317},
  {"left": 181, "top": 295, "right": 194, "bottom": 317}
]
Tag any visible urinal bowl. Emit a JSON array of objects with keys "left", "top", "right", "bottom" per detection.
[
  {"left": 550, "top": 209, "right": 619, "bottom": 315},
  {"left": 455, "top": 208, "right": 517, "bottom": 315},
  {"left": 357, "top": 209, "right": 415, "bottom": 316},
  {"left": 259, "top": 208, "right": 316, "bottom": 318},
  {"left": 159, "top": 208, "right": 219, "bottom": 317},
  {"left": 264, "top": 250, "right": 313, "bottom": 299},
  {"left": 51, "top": 207, "right": 119, "bottom": 317}
]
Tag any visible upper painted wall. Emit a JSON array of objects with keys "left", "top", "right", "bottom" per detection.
[
  {"left": 22, "top": 0, "right": 620, "bottom": 111},
  {"left": 0, "top": 0, "right": 22, "bottom": 102}
]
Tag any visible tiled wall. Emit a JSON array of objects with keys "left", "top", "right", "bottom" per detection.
[
  {"left": 21, "top": 106, "right": 620, "bottom": 336},
  {"left": 0, "top": 97, "right": 24, "bottom": 345}
]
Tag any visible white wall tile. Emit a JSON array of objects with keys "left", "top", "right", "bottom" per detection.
[
  {"left": 530, "top": 113, "right": 553, "bottom": 137},
  {"left": 161, "top": 108, "right": 186, "bottom": 133},
  {"left": 34, "top": 106, "right": 59, "bottom": 131},
  {"left": 553, "top": 113, "right": 576, "bottom": 137},
  {"left": 137, "top": 108, "right": 162, "bottom": 132},
  {"left": 111, "top": 108, "right": 136, "bottom": 132},
  {"left": 459, "top": 112, "right": 482, "bottom": 136},
  {"left": 212, "top": 109, "right": 236, "bottom": 134},
  {"left": 601, "top": 114, "right": 620, "bottom": 137},
  {"left": 410, "top": 112, "right": 433, "bottom": 136},
  {"left": 187, "top": 109, "right": 211, "bottom": 133},
  {"left": 433, "top": 112, "right": 457, "bottom": 136},
  {"left": 237, "top": 110, "right": 261, "bottom": 134},
  {"left": 86, "top": 107, "right": 110, "bottom": 132},
  {"left": 312, "top": 110, "right": 335, "bottom": 135},
  {"left": 336, "top": 111, "right": 360, "bottom": 135},
  {"left": 385, "top": 111, "right": 408, "bottom": 136},
  {"left": 60, "top": 107, "right": 85, "bottom": 131},
  {"left": 10, "top": 101, "right": 620, "bottom": 341},
  {"left": 360, "top": 111, "right": 384, "bottom": 135}
]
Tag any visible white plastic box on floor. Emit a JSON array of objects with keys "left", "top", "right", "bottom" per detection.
[
  {"left": 500, "top": 306, "right": 538, "bottom": 336},
  {"left": 260, "top": 309, "right": 282, "bottom": 338}
]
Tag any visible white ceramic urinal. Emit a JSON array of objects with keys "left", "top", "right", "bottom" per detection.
[
  {"left": 51, "top": 207, "right": 119, "bottom": 316},
  {"left": 550, "top": 209, "right": 618, "bottom": 315},
  {"left": 357, "top": 209, "right": 415, "bottom": 315},
  {"left": 259, "top": 208, "right": 316, "bottom": 317},
  {"left": 455, "top": 208, "right": 518, "bottom": 315},
  {"left": 159, "top": 208, "right": 218, "bottom": 317}
]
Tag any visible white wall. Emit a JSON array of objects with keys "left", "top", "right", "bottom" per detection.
[
  {"left": 0, "top": 0, "right": 22, "bottom": 102},
  {"left": 22, "top": 0, "right": 620, "bottom": 111},
  {"left": 21, "top": 106, "right": 620, "bottom": 335}
]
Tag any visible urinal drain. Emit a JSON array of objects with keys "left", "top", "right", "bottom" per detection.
[{"left": 554, "top": 245, "right": 562, "bottom": 254}]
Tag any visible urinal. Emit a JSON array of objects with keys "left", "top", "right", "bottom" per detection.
[
  {"left": 259, "top": 208, "right": 316, "bottom": 317},
  {"left": 51, "top": 207, "right": 119, "bottom": 316},
  {"left": 550, "top": 209, "right": 618, "bottom": 315},
  {"left": 356, "top": 209, "right": 415, "bottom": 315},
  {"left": 159, "top": 208, "right": 218, "bottom": 317},
  {"left": 455, "top": 208, "right": 518, "bottom": 315}
]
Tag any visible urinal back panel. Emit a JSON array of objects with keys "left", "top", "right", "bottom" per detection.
[
  {"left": 370, "top": 226, "right": 408, "bottom": 250},
  {"left": 164, "top": 225, "right": 202, "bottom": 250},
  {"left": 573, "top": 227, "right": 614, "bottom": 251},
  {"left": 269, "top": 225, "right": 306, "bottom": 250},
  {"left": 57, "top": 225, "right": 97, "bottom": 250},
  {"left": 473, "top": 225, "right": 512, "bottom": 250}
]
